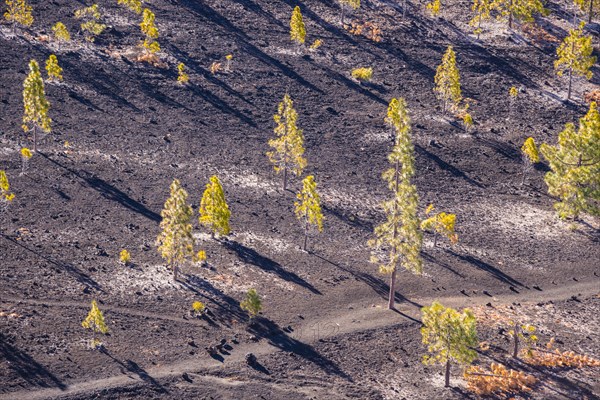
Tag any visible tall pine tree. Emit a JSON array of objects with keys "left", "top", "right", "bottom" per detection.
[
  {"left": 267, "top": 93, "right": 307, "bottom": 190},
  {"left": 290, "top": 6, "right": 306, "bottom": 45},
  {"left": 295, "top": 175, "right": 324, "bottom": 251},
  {"left": 434, "top": 46, "right": 462, "bottom": 113},
  {"left": 491, "top": 0, "right": 547, "bottom": 29},
  {"left": 22, "top": 60, "right": 51, "bottom": 153},
  {"left": 156, "top": 179, "right": 194, "bottom": 280},
  {"left": 4, "top": 0, "right": 33, "bottom": 35},
  {"left": 199, "top": 175, "right": 231, "bottom": 238},
  {"left": 369, "top": 98, "right": 423, "bottom": 310}
]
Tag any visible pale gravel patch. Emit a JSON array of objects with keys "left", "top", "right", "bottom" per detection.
[
  {"left": 101, "top": 264, "right": 181, "bottom": 294},
  {"left": 219, "top": 168, "right": 279, "bottom": 195},
  {"left": 234, "top": 231, "right": 296, "bottom": 254}
]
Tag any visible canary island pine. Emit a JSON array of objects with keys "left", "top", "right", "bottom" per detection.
[
  {"left": 199, "top": 175, "right": 231, "bottom": 238},
  {"left": 339, "top": 0, "right": 360, "bottom": 24},
  {"left": 295, "top": 175, "right": 324, "bottom": 251},
  {"left": 192, "top": 301, "right": 206, "bottom": 316},
  {"left": 290, "top": 6, "right": 306, "bottom": 46},
  {"left": 369, "top": 98, "right": 423, "bottom": 310},
  {"left": 240, "top": 288, "right": 262, "bottom": 318},
  {"left": 0, "top": 170, "right": 15, "bottom": 211},
  {"left": 554, "top": 22, "right": 596, "bottom": 101},
  {"left": 140, "top": 8, "right": 160, "bottom": 53},
  {"left": 574, "top": 0, "right": 599, "bottom": 23},
  {"left": 421, "top": 204, "right": 458, "bottom": 246},
  {"left": 421, "top": 301, "right": 478, "bottom": 387},
  {"left": 434, "top": 46, "right": 462, "bottom": 113},
  {"left": 82, "top": 300, "right": 109, "bottom": 348},
  {"left": 427, "top": 0, "right": 442, "bottom": 17},
  {"left": 51, "top": 22, "right": 70, "bottom": 50},
  {"left": 119, "top": 249, "right": 131, "bottom": 265},
  {"left": 177, "top": 63, "right": 189, "bottom": 85},
  {"left": 45, "top": 54, "right": 63, "bottom": 82},
  {"left": 156, "top": 179, "right": 194, "bottom": 281},
  {"left": 470, "top": 0, "right": 492, "bottom": 38},
  {"left": 520, "top": 137, "right": 539, "bottom": 184},
  {"left": 491, "top": 0, "right": 547, "bottom": 29},
  {"left": 540, "top": 102, "right": 600, "bottom": 219},
  {"left": 23, "top": 60, "right": 51, "bottom": 153},
  {"left": 4, "top": 0, "right": 33, "bottom": 35},
  {"left": 351, "top": 67, "right": 373, "bottom": 82},
  {"left": 74, "top": 4, "right": 106, "bottom": 42},
  {"left": 117, "top": 0, "right": 142, "bottom": 14},
  {"left": 20, "top": 147, "right": 32, "bottom": 174},
  {"left": 508, "top": 321, "right": 538, "bottom": 358},
  {"left": 267, "top": 93, "right": 307, "bottom": 191}
]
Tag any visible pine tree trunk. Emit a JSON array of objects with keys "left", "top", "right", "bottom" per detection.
[
  {"left": 509, "top": 0, "right": 514, "bottom": 29},
  {"left": 513, "top": 322, "right": 520, "bottom": 358},
  {"left": 588, "top": 0, "right": 593, "bottom": 24},
  {"left": 445, "top": 359, "right": 451, "bottom": 387},
  {"left": 33, "top": 125, "right": 37, "bottom": 153},
  {"left": 477, "top": 13, "right": 482, "bottom": 39},
  {"left": 567, "top": 67, "right": 573, "bottom": 101},
  {"left": 303, "top": 216, "right": 309, "bottom": 251},
  {"left": 283, "top": 168, "right": 288, "bottom": 191},
  {"left": 388, "top": 269, "right": 397, "bottom": 310},
  {"left": 341, "top": 6, "right": 345, "bottom": 25},
  {"left": 403, "top": 0, "right": 407, "bottom": 17}
]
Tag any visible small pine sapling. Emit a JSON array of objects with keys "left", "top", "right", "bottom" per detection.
[
  {"left": 199, "top": 175, "right": 231, "bottom": 238},
  {"left": 210, "top": 61, "right": 222, "bottom": 75},
  {"left": 22, "top": 60, "right": 51, "bottom": 153},
  {"left": 225, "top": 54, "right": 233, "bottom": 71},
  {"left": 426, "top": 0, "right": 441, "bottom": 17},
  {"left": 194, "top": 250, "right": 207, "bottom": 267},
  {"left": 508, "top": 322, "right": 538, "bottom": 358},
  {"left": 177, "top": 63, "right": 189, "bottom": 85},
  {"left": 20, "top": 147, "right": 32, "bottom": 175},
  {"left": 82, "top": 300, "right": 109, "bottom": 349},
  {"left": 45, "top": 54, "right": 63, "bottom": 82},
  {"left": 117, "top": 0, "right": 142, "bottom": 14},
  {"left": 574, "top": 0, "right": 599, "bottom": 23},
  {"left": 520, "top": 137, "right": 539, "bottom": 185},
  {"left": 470, "top": 0, "right": 492, "bottom": 38},
  {"left": 434, "top": 46, "right": 462, "bottom": 114},
  {"left": 420, "top": 204, "right": 458, "bottom": 246},
  {"left": 540, "top": 102, "right": 600, "bottom": 219},
  {"left": 463, "top": 112, "right": 474, "bottom": 133},
  {"left": 240, "top": 288, "right": 262, "bottom": 318},
  {"left": 140, "top": 8, "right": 160, "bottom": 53},
  {"left": 267, "top": 93, "right": 307, "bottom": 190},
  {"left": 191, "top": 301, "right": 206, "bottom": 316},
  {"left": 0, "top": 170, "right": 15, "bottom": 212},
  {"left": 119, "top": 249, "right": 131, "bottom": 265},
  {"left": 554, "top": 22, "right": 596, "bottom": 101},
  {"left": 295, "top": 175, "right": 324, "bottom": 251},
  {"left": 74, "top": 4, "right": 106, "bottom": 42},
  {"left": 421, "top": 301, "right": 478, "bottom": 387},
  {"left": 339, "top": 0, "right": 360, "bottom": 24},
  {"left": 51, "top": 22, "right": 70, "bottom": 50},
  {"left": 491, "top": 0, "right": 548, "bottom": 29},
  {"left": 156, "top": 179, "right": 195, "bottom": 280},
  {"left": 351, "top": 67, "right": 373, "bottom": 82},
  {"left": 290, "top": 6, "right": 306, "bottom": 46},
  {"left": 309, "top": 39, "right": 323, "bottom": 51},
  {"left": 4, "top": 0, "right": 33, "bottom": 35},
  {"left": 508, "top": 86, "right": 519, "bottom": 119}
]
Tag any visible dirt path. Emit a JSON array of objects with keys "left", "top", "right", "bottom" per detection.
[{"left": 1, "top": 281, "right": 598, "bottom": 400}]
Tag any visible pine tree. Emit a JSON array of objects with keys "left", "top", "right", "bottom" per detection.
[
  {"left": 20, "top": 147, "right": 32, "bottom": 175},
  {"left": 240, "top": 288, "right": 262, "bottom": 318},
  {"left": 177, "top": 63, "right": 189, "bottom": 85},
  {"left": 470, "top": 0, "right": 492, "bottom": 38},
  {"left": 554, "top": 23, "right": 596, "bottom": 101},
  {"left": 339, "top": 0, "right": 360, "bottom": 24},
  {"left": 421, "top": 204, "right": 458, "bottom": 246},
  {"left": 0, "top": 170, "right": 15, "bottom": 212},
  {"left": 156, "top": 179, "right": 194, "bottom": 280},
  {"left": 82, "top": 300, "right": 109, "bottom": 348},
  {"left": 434, "top": 46, "right": 462, "bottom": 113},
  {"left": 290, "top": 6, "right": 306, "bottom": 46},
  {"left": 117, "top": 0, "right": 142, "bottom": 14},
  {"left": 491, "top": 0, "right": 547, "bottom": 29},
  {"left": 74, "top": 4, "right": 106, "bottom": 42},
  {"left": 45, "top": 54, "right": 63, "bottom": 82},
  {"left": 369, "top": 98, "right": 423, "bottom": 310},
  {"left": 421, "top": 301, "right": 478, "bottom": 387},
  {"left": 4, "top": 0, "right": 33, "bottom": 35},
  {"left": 520, "top": 137, "right": 539, "bottom": 185},
  {"left": 22, "top": 60, "right": 51, "bottom": 153},
  {"left": 427, "top": 0, "right": 442, "bottom": 17},
  {"left": 199, "top": 175, "right": 231, "bottom": 238},
  {"left": 140, "top": 8, "right": 160, "bottom": 53},
  {"left": 267, "top": 93, "right": 307, "bottom": 191},
  {"left": 540, "top": 102, "right": 600, "bottom": 219},
  {"left": 574, "top": 0, "right": 599, "bottom": 23},
  {"left": 51, "top": 22, "right": 70, "bottom": 50},
  {"left": 295, "top": 175, "right": 323, "bottom": 251}
]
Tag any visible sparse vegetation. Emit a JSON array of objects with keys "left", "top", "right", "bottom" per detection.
[
  {"left": 240, "top": 288, "right": 262, "bottom": 318},
  {"left": 119, "top": 249, "right": 131, "bottom": 265},
  {"left": 3, "top": 0, "right": 33, "bottom": 35},
  {"left": 0, "top": 170, "right": 15, "bottom": 209},
  {"left": 295, "top": 175, "right": 323, "bottom": 251},
  {"left": 434, "top": 46, "right": 462, "bottom": 113},
  {"left": 199, "top": 175, "right": 231, "bottom": 238},
  {"left": 140, "top": 8, "right": 160, "bottom": 53},
  {"left": 339, "top": 0, "right": 360, "bottom": 24},
  {"left": 520, "top": 137, "right": 539, "bottom": 184},
  {"left": 45, "top": 54, "right": 63, "bottom": 82},
  {"left": 470, "top": 0, "right": 492, "bottom": 38},
  {"left": 51, "top": 22, "right": 70, "bottom": 49},
  {"left": 420, "top": 204, "right": 458, "bottom": 246},
  {"left": 192, "top": 301, "right": 206, "bottom": 316},
  {"left": 491, "top": 0, "right": 548, "bottom": 29},
  {"left": 81, "top": 300, "right": 109, "bottom": 349},
  {"left": 117, "top": 0, "right": 142, "bottom": 14},
  {"left": 351, "top": 67, "right": 373, "bottom": 82},
  {"left": 74, "top": 4, "right": 106, "bottom": 42},
  {"left": 465, "top": 363, "right": 537, "bottom": 396},
  {"left": 290, "top": 6, "right": 306, "bottom": 46},
  {"left": 20, "top": 147, "right": 32, "bottom": 174},
  {"left": 426, "top": 0, "right": 441, "bottom": 17},
  {"left": 177, "top": 63, "right": 189, "bottom": 85},
  {"left": 22, "top": 59, "right": 51, "bottom": 153}
]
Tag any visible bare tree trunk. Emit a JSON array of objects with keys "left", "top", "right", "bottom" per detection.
[
  {"left": 303, "top": 216, "right": 309, "bottom": 251},
  {"left": 403, "top": 0, "right": 407, "bottom": 17},
  {"left": 509, "top": 0, "right": 514, "bottom": 29},
  {"left": 283, "top": 168, "right": 288, "bottom": 191},
  {"left": 477, "top": 13, "right": 482, "bottom": 39},
  {"left": 388, "top": 159, "right": 401, "bottom": 310},
  {"left": 513, "top": 322, "right": 520, "bottom": 358},
  {"left": 173, "top": 262, "right": 179, "bottom": 282},
  {"left": 388, "top": 269, "right": 397, "bottom": 309},
  {"left": 588, "top": 0, "right": 593, "bottom": 24},
  {"left": 341, "top": 5, "right": 345, "bottom": 25},
  {"left": 567, "top": 67, "right": 573, "bottom": 101},
  {"left": 445, "top": 359, "right": 451, "bottom": 387},
  {"left": 33, "top": 125, "right": 37, "bottom": 153}
]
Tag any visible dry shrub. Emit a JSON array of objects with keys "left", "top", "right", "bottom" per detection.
[
  {"left": 526, "top": 339, "right": 600, "bottom": 368},
  {"left": 136, "top": 52, "right": 167, "bottom": 68},
  {"left": 465, "top": 363, "right": 537, "bottom": 396},
  {"left": 346, "top": 20, "right": 382, "bottom": 42},
  {"left": 584, "top": 89, "right": 600, "bottom": 104},
  {"left": 522, "top": 23, "right": 559, "bottom": 44}
]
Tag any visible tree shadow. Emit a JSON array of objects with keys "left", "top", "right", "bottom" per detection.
[
  {"left": 247, "top": 316, "right": 351, "bottom": 380},
  {"left": 222, "top": 240, "right": 322, "bottom": 295},
  {"left": 1, "top": 233, "right": 102, "bottom": 291},
  {"left": 100, "top": 348, "right": 168, "bottom": 393},
  {"left": 415, "top": 144, "right": 485, "bottom": 188},
  {"left": 0, "top": 333, "right": 66, "bottom": 391},
  {"left": 422, "top": 250, "right": 465, "bottom": 278},
  {"left": 446, "top": 250, "right": 526, "bottom": 288},
  {"left": 322, "top": 204, "right": 374, "bottom": 233},
  {"left": 39, "top": 153, "right": 161, "bottom": 223}
]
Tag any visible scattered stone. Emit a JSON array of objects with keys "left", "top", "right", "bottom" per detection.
[
  {"left": 533, "top": 285, "right": 542, "bottom": 291},
  {"left": 245, "top": 352, "right": 257, "bottom": 366}
]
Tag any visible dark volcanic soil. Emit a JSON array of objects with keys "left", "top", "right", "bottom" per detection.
[{"left": 0, "top": 0, "right": 599, "bottom": 399}]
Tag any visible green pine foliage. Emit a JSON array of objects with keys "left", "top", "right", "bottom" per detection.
[
  {"left": 469, "top": 0, "right": 492, "bottom": 37},
  {"left": 267, "top": 93, "right": 307, "bottom": 190},
  {"left": 156, "top": 179, "right": 195, "bottom": 280},
  {"left": 82, "top": 300, "right": 109, "bottom": 348},
  {"left": 339, "top": 0, "right": 360, "bottom": 24},
  {"left": 421, "top": 301, "right": 478, "bottom": 387},
  {"left": 45, "top": 54, "right": 63, "bottom": 82},
  {"left": 199, "top": 175, "right": 231, "bottom": 237},
  {"left": 22, "top": 60, "right": 51, "bottom": 153},
  {"left": 51, "top": 22, "right": 70, "bottom": 50},
  {"left": 240, "top": 288, "right": 262, "bottom": 318},
  {"left": 491, "top": 0, "right": 548, "bottom": 28},
  {"left": 434, "top": 46, "right": 462, "bottom": 113},
  {"left": 0, "top": 170, "right": 15, "bottom": 210},
  {"left": 74, "top": 4, "right": 106, "bottom": 42},
  {"left": 4, "top": 0, "right": 33, "bottom": 34},
  {"left": 117, "top": 0, "right": 142, "bottom": 14},
  {"left": 540, "top": 102, "right": 600, "bottom": 219},
  {"left": 295, "top": 175, "right": 324, "bottom": 251},
  {"left": 574, "top": 0, "right": 599, "bottom": 23},
  {"left": 290, "top": 6, "right": 306, "bottom": 45},
  {"left": 140, "top": 8, "right": 160, "bottom": 53},
  {"left": 369, "top": 98, "right": 423, "bottom": 310}
]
